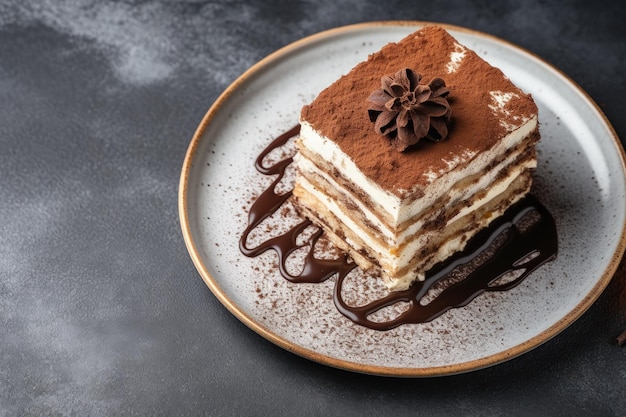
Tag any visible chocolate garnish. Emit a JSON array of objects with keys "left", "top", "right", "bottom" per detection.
[
  {"left": 367, "top": 68, "right": 451, "bottom": 151},
  {"left": 239, "top": 126, "right": 558, "bottom": 331}
]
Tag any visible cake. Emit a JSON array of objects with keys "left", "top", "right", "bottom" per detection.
[{"left": 292, "top": 25, "right": 540, "bottom": 291}]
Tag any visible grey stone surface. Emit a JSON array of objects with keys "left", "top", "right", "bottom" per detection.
[{"left": 0, "top": 0, "right": 625, "bottom": 415}]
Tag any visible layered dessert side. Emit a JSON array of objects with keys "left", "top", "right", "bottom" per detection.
[{"left": 292, "top": 25, "right": 540, "bottom": 291}]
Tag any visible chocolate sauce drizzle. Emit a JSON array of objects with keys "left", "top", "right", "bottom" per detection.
[
  {"left": 239, "top": 125, "right": 355, "bottom": 284},
  {"left": 239, "top": 126, "right": 558, "bottom": 331}
]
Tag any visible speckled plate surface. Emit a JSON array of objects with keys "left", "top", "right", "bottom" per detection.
[{"left": 178, "top": 22, "right": 626, "bottom": 377}]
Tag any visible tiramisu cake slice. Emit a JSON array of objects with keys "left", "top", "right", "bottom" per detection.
[{"left": 292, "top": 25, "right": 540, "bottom": 291}]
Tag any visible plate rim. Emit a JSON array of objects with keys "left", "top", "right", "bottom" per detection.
[{"left": 178, "top": 20, "right": 626, "bottom": 377}]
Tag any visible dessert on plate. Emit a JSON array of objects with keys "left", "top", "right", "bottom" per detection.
[{"left": 292, "top": 25, "right": 540, "bottom": 291}]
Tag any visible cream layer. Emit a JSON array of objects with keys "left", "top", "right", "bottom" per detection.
[
  {"left": 298, "top": 115, "right": 538, "bottom": 227},
  {"left": 295, "top": 159, "right": 534, "bottom": 275},
  {"left": 294, "top": 172, "right": 532, "bottom": 290},
  {"left": 384, "top": 178, "right": 532, "bottom": 290},
  {"left": 294, "top": 141, "right": 535, "bottom": 248}
]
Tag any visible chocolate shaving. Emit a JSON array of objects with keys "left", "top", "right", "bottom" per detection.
[
  {"left": 615, "top": 330, "right": 626, "bottom": 346},
  {"left": 367, "top": 68, "right": 451, "bottom": 151}
]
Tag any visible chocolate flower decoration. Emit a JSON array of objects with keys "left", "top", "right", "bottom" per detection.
[{"left": 367, "top": 68, "right": 452, "bottom": 151}]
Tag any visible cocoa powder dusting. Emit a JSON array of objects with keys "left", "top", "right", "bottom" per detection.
[{"left": 300, "top": 25, "right": 538, "bottom": 196}]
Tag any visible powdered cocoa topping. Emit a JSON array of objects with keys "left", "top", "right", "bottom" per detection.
[{"left": 300, "top": 25, "right": 538, "bottom": 196}]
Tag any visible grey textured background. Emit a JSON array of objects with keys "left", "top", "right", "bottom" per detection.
[{"left": 1, "top": 1, "right": 625, "bottom": 416}]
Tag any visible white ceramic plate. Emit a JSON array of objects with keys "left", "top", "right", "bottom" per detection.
[{"left": 179, "top": 22, "right": 626, "bottom": 376}]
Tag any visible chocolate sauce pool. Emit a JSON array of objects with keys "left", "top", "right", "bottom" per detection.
[{"left": 239, "top": 126, "right": 558, "bottom": 331}]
